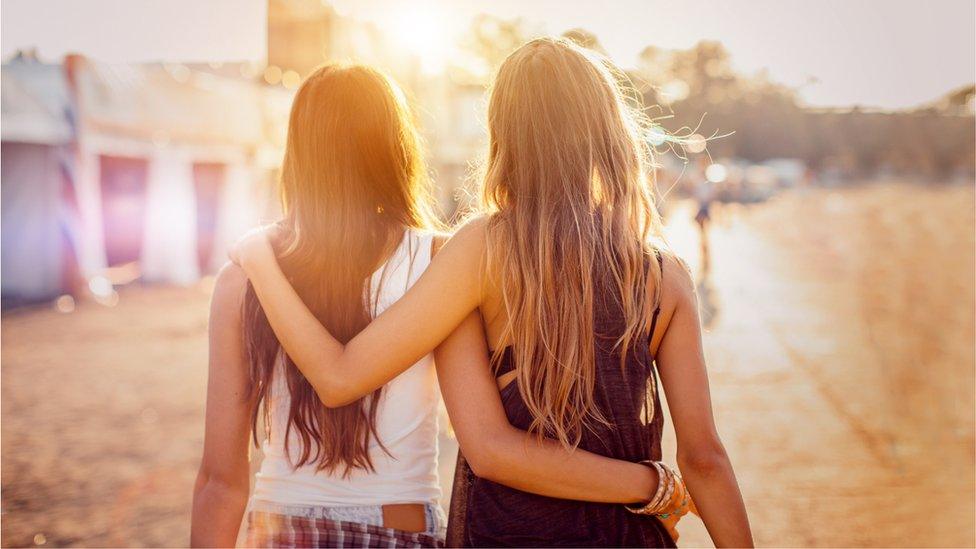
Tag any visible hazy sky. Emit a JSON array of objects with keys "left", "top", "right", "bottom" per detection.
[
  {"left": 339, "top": 0, "right": 976, "bottom": 109},
  {"left": 3, "top": 0, "right": 974, "bottom": 109},
  {"left": 1, "top": 0, "right": 267, "bottom": 64}
]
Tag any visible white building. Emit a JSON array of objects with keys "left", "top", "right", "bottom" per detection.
[{"left": 1, "top": 54, "right": 290, "bottom": 303}]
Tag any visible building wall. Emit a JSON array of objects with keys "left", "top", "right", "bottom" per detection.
[
  {"left": 267, "top": 0, "right": 334, "bottom": 77},
  {"left": 1, "top": 142, "right": 66, "bottom": 301}
]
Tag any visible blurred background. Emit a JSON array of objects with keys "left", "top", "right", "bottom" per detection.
[{"left": 1, "top": 0, "right": 973, "bottom": 546}]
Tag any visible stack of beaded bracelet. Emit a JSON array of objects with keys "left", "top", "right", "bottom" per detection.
[{"left": 625, "top": 461, "right": 687, "bottom": 517}]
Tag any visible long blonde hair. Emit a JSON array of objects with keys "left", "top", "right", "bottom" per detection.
[
  {"left": 243, "top": 64, "right": 440, "bottom": 475},
  {"left": 482, "top": 37, "right": 664, "bottom": 448}
]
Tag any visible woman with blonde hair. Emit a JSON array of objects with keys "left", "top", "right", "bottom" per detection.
[
  {"left": 233, "top": 38, "right": 751, "bottom": 547},
  {"left": 193, "top": 61, "right": 699, "bottom": 548}
]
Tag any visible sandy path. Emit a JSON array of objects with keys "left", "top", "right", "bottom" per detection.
[
  {"left": 2, "top": 182, "right": 973, "bottom": 547},
  {"left": 663, "top": 182, "right": 975, "bottom": 547}
]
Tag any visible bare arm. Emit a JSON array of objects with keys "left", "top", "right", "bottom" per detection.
[
  {"left": 236, "top": 226, "right": 660, "bottom": 504},
  {"left": 435, "top": 310, "right": 657, "bottom": 503},
  {"left": 235, "top": 221, "right": 487, "bottom": 407},
  {"left": 655, "top": 256, "right": 753, "bottom": 547},
  {"left": 191, "top": 264, "right": 253, "bottom": 548}
]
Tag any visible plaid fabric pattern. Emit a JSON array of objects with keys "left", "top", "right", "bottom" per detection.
[{"left": 245, "top": 510, "right": 445, "bottom": 548}]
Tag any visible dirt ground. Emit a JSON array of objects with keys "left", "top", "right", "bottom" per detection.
[{"left": 2, "top": 182, "right": 974, "bottom": 548}]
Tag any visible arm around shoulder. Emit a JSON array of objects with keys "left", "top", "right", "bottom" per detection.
[
  {"left": 236, "top": 217, "right": 488, "bottom": 408},
  {"left": 435, "top": 309, "right": 659, "bottom": 504}
]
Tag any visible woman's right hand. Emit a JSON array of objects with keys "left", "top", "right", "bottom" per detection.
[{"left": 229, "top": 225, "right": 278, "bottom": 271}]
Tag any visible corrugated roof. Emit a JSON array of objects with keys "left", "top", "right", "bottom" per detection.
[{"left": 1, "top": 60, "right": 74, "bottom": 144}]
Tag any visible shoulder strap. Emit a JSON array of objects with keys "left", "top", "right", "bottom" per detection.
[
  {"left": 648, "top": 250, "right": 664, "bottom": 344},
  {"left": 405, "top": 229, "right": 434, "bottom": 287}
]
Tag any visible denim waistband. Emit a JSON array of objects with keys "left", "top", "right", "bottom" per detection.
[{"left": 248, "top": 499, "right": 446, "bottom": 537}]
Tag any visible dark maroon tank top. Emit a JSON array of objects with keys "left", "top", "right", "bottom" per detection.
[{"left": 446, "top": 253, "right": 673, "bottom": 548}]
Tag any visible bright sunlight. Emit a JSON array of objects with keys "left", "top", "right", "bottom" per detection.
[{"left": 387, "top": 5, "right": 450, "bottom": 74}]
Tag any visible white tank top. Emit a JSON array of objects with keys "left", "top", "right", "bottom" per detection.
[{"left": 251, "top": 229, "right": 441, "bottom": 507}]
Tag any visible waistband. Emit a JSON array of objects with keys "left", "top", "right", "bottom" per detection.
[{"left": 248, "top": 499, "right": 446, "bottom": 538}]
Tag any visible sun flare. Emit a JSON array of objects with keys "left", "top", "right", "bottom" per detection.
[{"left": 388, "top": 7, "right": 450, "bottom": 73}]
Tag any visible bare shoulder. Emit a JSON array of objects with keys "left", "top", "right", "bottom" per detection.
[
  {"left": 430, "top": 211, "right": 490, "bottom": 256},
  {"left": 657, "top": 249, "right": 697, "bottom": 314},
  {"left": 430, "top": 231, "right": 450, "bottom": 257},
  {"left": 438, "top": 214, "right": 490, "bottom": 259},
  {"left": 207, "top": 263, "right": 250, "bottom": 385},
  {"left": 452, "top": 213, "right": 490, "bottom": 242},
  {"left": 210, "top": 262, "right": 248, "bottom": 321}
]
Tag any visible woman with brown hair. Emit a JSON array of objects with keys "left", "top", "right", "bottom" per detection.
[
  {"left": 191, "top": 62, "right": 695, "bottom": 548},
  {"left": 233, "top": 38, "right": 752, "bottom": 547}
]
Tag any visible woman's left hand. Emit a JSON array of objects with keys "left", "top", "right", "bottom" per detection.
[
  {"left": 658, "top": 492, "right": 697, "bottom": 541},
  {"left": 656, "top": 472, "right": 698, "bottom": 542}
]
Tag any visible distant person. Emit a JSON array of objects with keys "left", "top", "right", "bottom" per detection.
[
  {"left": 233, "top": 38, "right": 752, "bottom": 547},
  {"left": 694, "top": 158, "right": 715, "bottom": 275},
  {"left": 192, "top": 64, "right": 695, "bottom": 548}
]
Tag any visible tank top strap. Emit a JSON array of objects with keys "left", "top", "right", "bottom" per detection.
[
  {"left": 405, "top": 228, "right": 434, "bottom": 287},
  {"left": 368, "top": 228, "right": 433, "bottom": 315},
  {"left": 492, "top": 347, "right": 515, "bottom": 377},
  {"left": 648, "top": 249, "right": 664, "bottom": 344}
]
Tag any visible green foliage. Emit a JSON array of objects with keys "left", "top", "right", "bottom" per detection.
[
  {"left": 458, "top": 15, "right": 975, "bottom": 179},
  {"left": 636, "top": 41, "right": 975, "bottom": 177}
]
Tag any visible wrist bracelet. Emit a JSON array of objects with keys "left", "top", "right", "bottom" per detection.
[
  {"left": 626, "top": 461, "right": 674, "bottom": 515},
  {"left": 646, "top": 461, "right": 667, "bottom": 512},
  {"left": 655, "top": 474, "right": 677, "bottom": 518},
  {"left": 658, "top": 465, "right": 676, "bottom": 513},
  {"left": 657, "top": 470, "right": 688, "bottom": 519}
]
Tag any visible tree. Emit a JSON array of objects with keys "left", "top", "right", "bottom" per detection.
[
  {"left": 561, "top": 28, "right": 605, "bottom": 54},
  {"left": 461, "top": 14, "right": 532, "bottom": 78}
]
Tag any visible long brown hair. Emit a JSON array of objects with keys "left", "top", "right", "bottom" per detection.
[
  {"left": 243, "top": 64, "right": 440, "bottom": 475},
  {"left": 481, "top": 38, "right": 664, "bottom": 448}
]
